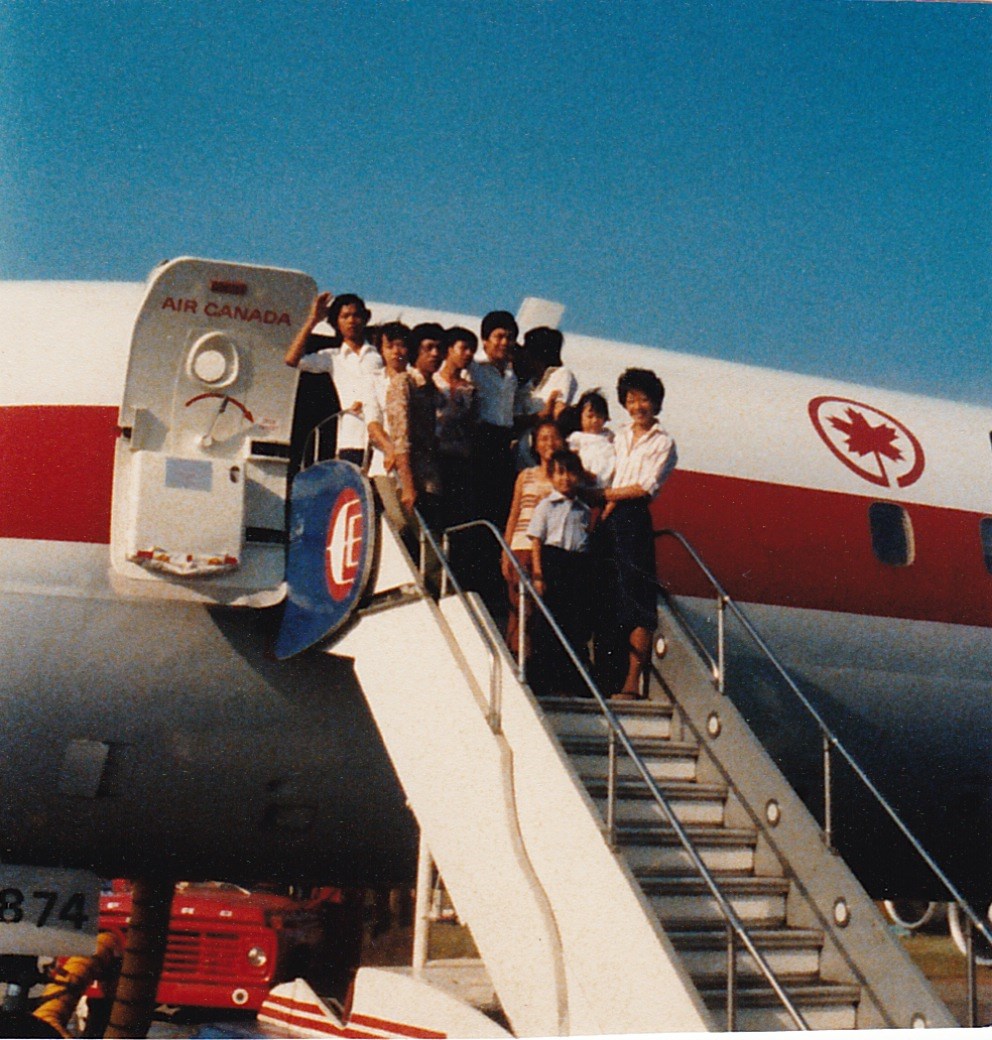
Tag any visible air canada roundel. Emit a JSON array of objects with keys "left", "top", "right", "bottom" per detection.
[
  {"left": 808, "top": 396, "right": 925, "bottom": 489},
  {"left": 275, "top": 461, "right": 376, "bottom": 660}
]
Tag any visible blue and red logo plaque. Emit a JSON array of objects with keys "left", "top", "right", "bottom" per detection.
[{"left": 275, "top": 462, "right": 376, "bottom": 660}]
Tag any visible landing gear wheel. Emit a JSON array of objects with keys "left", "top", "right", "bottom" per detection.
[
  {"left": 882, "top": 899, "right": 941, "bottom": 932},
  {"left": 948, "top": 902, "right": 992, "bottom": 966}
]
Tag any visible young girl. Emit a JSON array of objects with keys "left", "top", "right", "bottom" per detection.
[
  {"left": 567, "top": 388, "right": 616, "bottom": 488},
  {"left": 597, "top": 369, "right": 677, "bottom": 700},
  {"left": 501, "top": 419, "right": 564, "bottom": 658}
]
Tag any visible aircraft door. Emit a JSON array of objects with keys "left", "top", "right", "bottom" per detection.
[{"left": 110, "top": 258, "right": 316, "bottom": 605}]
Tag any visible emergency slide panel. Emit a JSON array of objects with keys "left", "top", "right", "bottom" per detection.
[{"left": 110, "top": 257, "right": 316, "bottom": 605}]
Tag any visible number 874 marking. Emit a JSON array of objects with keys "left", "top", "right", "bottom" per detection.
[{"left": 0, "top": 888, "right": 90, "bottom": 929}]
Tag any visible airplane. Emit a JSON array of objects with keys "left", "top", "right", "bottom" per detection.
[{"left": 1, "top": 257, "right": 990, "bottom": 981}]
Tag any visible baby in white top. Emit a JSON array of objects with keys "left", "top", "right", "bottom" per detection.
[{"left": 566, "top": 389, "right": 616, "bottom": 488}]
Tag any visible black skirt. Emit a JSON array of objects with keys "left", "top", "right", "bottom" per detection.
[{"left": 597, "top": 499, "right": 657, "bottom": 632}]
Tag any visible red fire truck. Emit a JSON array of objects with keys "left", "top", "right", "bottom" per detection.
[{"left": 93, "top": 880, "right": 357, "bottom": 1013}]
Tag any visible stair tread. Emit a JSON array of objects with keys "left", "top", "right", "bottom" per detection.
[
  {"left": 617, "top": 824, "right": 756, "bottom": 846},
  {"left": 542, "top": 697, "right": 673, "bottom": 716},
  {"left": 586, "top": 778, "right": 727, "bottom": 799},
  {"left": 641, "top": 875, "right": 789, "bottom": 893},
  {"left": 561, "top": 734, "right": 697, "bottom": 755},
  {"left": 698, "top": 979, "right": 862, "bottom": 1004},
  {"left": 668, "top": 927, "right": 824, "bottom": 948}
]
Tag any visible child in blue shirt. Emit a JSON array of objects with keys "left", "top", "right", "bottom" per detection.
[{"left": 527, "top": 449, "right": 593, "bottom": 697}]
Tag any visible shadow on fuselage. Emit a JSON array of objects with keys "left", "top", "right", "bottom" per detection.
[
  {"left": 0, "top": 591, "right": 417, "bottom": 886},
  {"left": 721, "top": 640, "right": 992, "bottom": 905}
]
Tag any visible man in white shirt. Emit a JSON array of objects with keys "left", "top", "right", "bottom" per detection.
[
  {"left": 468, "top": 310, "right": 519, "bottom": 527},
  {"left": 284, "top": 291, "right": 382, "bottom": 468},
  {"left": 465, "top": 310, "right": 519, "bottom": 611}
]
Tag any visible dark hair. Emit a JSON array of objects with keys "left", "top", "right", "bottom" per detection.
[
  {"left": 376, "top": 321, "right": 410, "bottom": 351},
  {"left": 551, "top": 448, "right": 584, "bottom": 478},
  {"left": 481, "top": 310, "right": 518, "bottom": 341},
  {"left": 327, "top": 293, "right": 371, "bottom": 333},
  {"left": 523, "top": 326, "right": 564, "bottom": 368},
  {"left": 532, "top": 417, "right": 563, "bottom": 442},
  {"left": 617, "top": 368, "right": 664, "bottom": 413},
  {"left": 407, "top": 322, "right": 445, "bottom": 361},
  {"left": 577, "top": 388, "right": 609, "bottom": 421},
  {"left": 441, "top": 326, "right": 478, "bottom": 359}
]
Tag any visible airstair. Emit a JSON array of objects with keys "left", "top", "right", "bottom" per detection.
[{"left": 324, "top": 488, "right": 956, "bottom": 1034}]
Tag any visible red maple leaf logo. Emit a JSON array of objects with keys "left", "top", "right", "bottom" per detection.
[{"left": 828, "top": 408, "right": 904, "bottom": 463}]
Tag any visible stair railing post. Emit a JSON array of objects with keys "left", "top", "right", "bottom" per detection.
[
  {"left": 606, "top": 727, "right": 618, "bottom": 849},
  {"left": 726, "top": 922, "right": 737, "bottom": 1032},
  {"left": 716, "top": 594, "right": 726, "bottom": 694},
  {"left": 965, "top": 905, "right": 978, "bottom": 1028},
  {"left": 822, "top": 729, "right": 834, "bottom": 851},
  {"left": 517, "top": 575, "right": 527, "bottom": 683},
  {"left": 440, "top": 533, "right": 450, "bottom": 598},
  {"left": 412, "top": 831, "right": 432, "bottom": 977}
]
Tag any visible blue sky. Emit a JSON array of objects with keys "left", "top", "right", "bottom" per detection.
[{"left": 1, "top": 0, "right": 989, "bottom": 401}]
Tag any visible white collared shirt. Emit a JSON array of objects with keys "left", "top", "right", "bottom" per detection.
[
  {"left": 298, "top": 343, "right": 383, "bottom": 450},
  {"left": 612, "top": 422, "right": 677, "bottom": 498},
  {"left": 469, "top": 357, "right": 517, "bottom": 427}
]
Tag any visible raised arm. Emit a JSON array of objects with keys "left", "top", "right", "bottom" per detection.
[{"left": 284, "top": 291, "right": 333, "bottom": 367}]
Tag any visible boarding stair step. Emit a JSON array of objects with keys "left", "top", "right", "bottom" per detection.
[
  {"left": 585, "top": 777, "right": 728, "bottom": 825},
  {"left": 616, "top": 823, "right": 757, "bottom": 875},
  {"left": 698, "top": 978, "right": 862, "bottom": 1031},
  {"left": 541, "top": 697, "right": 674, "bottom": 740},
  {"left": 560, "top": 734, "right": 700, "bottom": 782},
  {"left": 641, "top": 875, "right": 791, "bottom": 927},
  {"left": 667, "top": 926, "right": 825, "bottom": 980}
]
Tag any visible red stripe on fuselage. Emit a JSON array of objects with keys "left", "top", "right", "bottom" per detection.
[
  {"left": 654, "top": 470, "right": 992, "bottom": 629},
  {"left": 0, "top": 405, "right": 118, "bottom": 543},
  {"left": 3, "top": 405, "right": 990, "bottom": 629}
]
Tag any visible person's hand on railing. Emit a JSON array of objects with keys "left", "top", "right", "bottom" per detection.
[{"left": 500, "top": 552, "right": 517, "bottom": 585}]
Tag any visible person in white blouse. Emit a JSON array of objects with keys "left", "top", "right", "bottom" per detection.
[{"left": 596, "top": 368, "right": 677, "bottom": 701}]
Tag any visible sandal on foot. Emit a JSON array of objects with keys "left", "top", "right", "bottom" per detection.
[{"left": 610, "top": 689, "right": 647, "bottom": 702}]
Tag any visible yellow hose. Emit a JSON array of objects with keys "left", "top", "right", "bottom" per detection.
[{"left": 104, "top": 877, "right": 173, "bottom": 1039}]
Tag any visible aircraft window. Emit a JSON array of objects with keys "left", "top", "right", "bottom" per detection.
[
  {"left": 980, "top": 518, "right": 992, "bottom": 575},
  {"left": 868, "top": 503, "right": 914, "bottom": 566}
]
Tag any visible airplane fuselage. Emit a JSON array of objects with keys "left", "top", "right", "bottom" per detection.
[{"left": 1, "top": 273, "right": 990, "bottom": 902}]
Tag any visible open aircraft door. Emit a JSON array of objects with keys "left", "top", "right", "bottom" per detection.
[{"left": 110, "top": 257, "right": 316, "bottom": 605}]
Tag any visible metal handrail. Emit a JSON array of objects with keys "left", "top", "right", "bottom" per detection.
[
  {"left": 438, "top": 516, "right": 810, "bottom": 1030},
  {"left": 300, "top": 407, "right": 366, "bottom": 469},
  {"left": 655, "top": 527, "right": 992, "bottom": 997}
]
